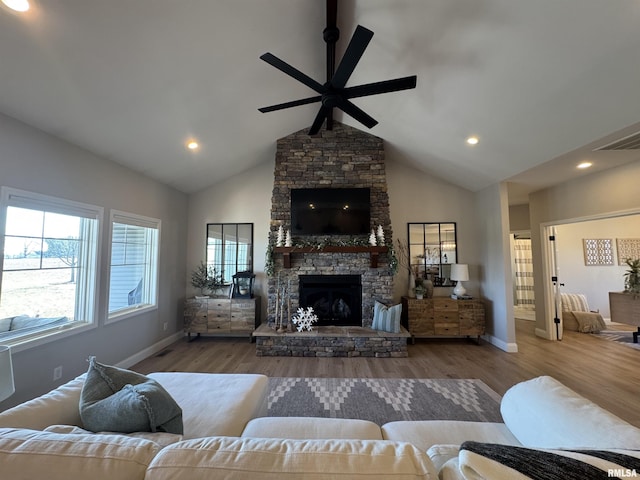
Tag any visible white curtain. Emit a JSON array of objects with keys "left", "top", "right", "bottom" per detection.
[{"left": 513, "top": 238, "right": 535, "bottom": 308}]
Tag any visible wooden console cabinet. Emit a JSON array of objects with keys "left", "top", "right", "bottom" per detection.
[
  {"left": 609, "top": 292, "right": 640, "bottom": 342},
  {"left": 184, "top": 296, "right": 261, "bottom": 340},
  {"left": 401, "top": 296, "right": 485, "bottom": 342}
]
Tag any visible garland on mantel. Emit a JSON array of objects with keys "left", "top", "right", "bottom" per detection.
[{"left": 265, "top": 235, "right": 399, "bottom": 276}]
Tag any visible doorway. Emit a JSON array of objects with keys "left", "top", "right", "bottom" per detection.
[
  {"left": 541, "top": 211, "right": 640, "bottom": 339},
  {"left": 511, "top": 232, "right": 535, "bottom": 321}
]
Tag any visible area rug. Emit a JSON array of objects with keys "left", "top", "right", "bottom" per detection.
[
  {"left": 595, "top": 330, "right": 640, "bottom": 351},
  {"left": 266, "top": 377, "right": 503, "bottom": 425}
]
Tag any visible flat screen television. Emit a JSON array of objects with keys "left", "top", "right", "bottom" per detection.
[{"left": 291, "top": 188, "right": 371, "bottom": 235}]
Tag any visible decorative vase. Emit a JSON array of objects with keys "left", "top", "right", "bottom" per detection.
[
  {"left": 424, "top": 278, "right": 434, "bottom": 299},
  {"left": 408, "top": 272, "right": 415, "bottom": 297}
]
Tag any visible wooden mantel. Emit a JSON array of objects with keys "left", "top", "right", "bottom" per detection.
[{"left": 273, "top": 246, "right": 389, "bottom": 268}]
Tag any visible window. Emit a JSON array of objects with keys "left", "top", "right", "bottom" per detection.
[
  {"left": 206, "top": 223, "right": 253, "bottom": 283},
  {"left": 0, "top": 187, "right": 102, "bottom": 346},
  {"left": 108, "top": 211, "right": 160, "bottom": 322}
]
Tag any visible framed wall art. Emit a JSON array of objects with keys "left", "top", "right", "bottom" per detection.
[
  {"left": 616, "top": 238, "right": 640, "bottom": 265},
  {"left": 582, "top": 238, "right": 614, "bottom": 266}
]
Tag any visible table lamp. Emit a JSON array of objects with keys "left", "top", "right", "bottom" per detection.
[{"left": 451, "top": 264, "right": 469, "bottom": 297}]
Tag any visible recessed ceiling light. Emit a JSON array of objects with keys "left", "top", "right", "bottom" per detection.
[
  {"left": 186, "top": 140, "right": 199, "bottom": 151},
  {"left": 2, "top": 0, "right": 29, "bottom": 12},
  {"left": 577, "top": 161, "right": 592, "bottom": 169},
  {"left": 466, "top": 136, "right": 479, "bottom": 146}
]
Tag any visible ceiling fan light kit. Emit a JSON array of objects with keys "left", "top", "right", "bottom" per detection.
[{"left": 259, "top": 1, "right": 417, "bottom": 136}]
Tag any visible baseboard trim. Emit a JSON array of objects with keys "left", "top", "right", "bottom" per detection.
[
  {"left": 535, "top": 327, "right": 555, "bottom": 340},
  {"left": 116, "top": 332, "right": 183, "bottom": 369},
  {"left": 485, "top": 334, "right": 518, "bottom": 353}
]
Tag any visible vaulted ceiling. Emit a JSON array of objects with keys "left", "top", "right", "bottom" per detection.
[{"left": 1, "top": 1, "right": 639, "bottom": 204}]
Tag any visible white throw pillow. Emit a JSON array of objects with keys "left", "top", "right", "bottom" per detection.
[{"left": 501, "top": 376, "right": 640, "bottom": 448}]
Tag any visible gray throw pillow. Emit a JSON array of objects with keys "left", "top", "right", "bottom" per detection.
[{"left": 79, "top": 356, "right": 183, "bottom": 434}]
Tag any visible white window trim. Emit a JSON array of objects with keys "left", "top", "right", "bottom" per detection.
[
  {"left": 106, "top": 210, "right": 160, "bottom": 325},
  {"left": 0, "top": 187, "right": 103, "bottom": 351}
]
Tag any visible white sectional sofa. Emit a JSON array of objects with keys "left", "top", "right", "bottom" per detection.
[{"left": 1, "top": 373, "right": 639, "bottom": 479}]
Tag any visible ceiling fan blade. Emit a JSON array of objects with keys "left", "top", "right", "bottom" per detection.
[
  {"left": 337, "top": 99, "right": 378, "bottom": 129},
  {"left": 308, "top": 106, "right": 331, "bottom": 135},
  {"left": 260, "top": 53, "right": 325, "bottom": 93},
  {"left": 331, "top": 25, "right": 374, "bottom": 89},
  {"left": 258, "top": 95, "right": 322, "bottom": 113},
  {"left": 343, "top": 75, "right": 417, "bottom": 99}
]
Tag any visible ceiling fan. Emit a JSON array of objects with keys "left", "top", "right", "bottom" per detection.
[{"left": 258, "top": 0, "right": 417, "bottom": 135}]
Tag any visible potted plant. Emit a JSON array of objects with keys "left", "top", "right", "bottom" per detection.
[
  {"left": 624, "top": 258, "right": 640, "bottom": 294},
  {"left": 414, "top": 283, "right": 426, "bottom": 300},
  {"left": 190, "top": 261, "right": 225, "bottom": 297}
]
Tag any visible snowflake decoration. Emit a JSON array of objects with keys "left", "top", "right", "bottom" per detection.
[{"left": 291, "top": 307, "right": 318, "bottom": 332}]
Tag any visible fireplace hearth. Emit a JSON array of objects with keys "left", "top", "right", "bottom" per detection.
[{"left": 299, "top": 275, "right": 362, "bottom": 326}]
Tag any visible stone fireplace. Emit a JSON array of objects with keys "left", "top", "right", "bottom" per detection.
[{"left": 266, "top": 123, "right": 394, "bottom": 329}]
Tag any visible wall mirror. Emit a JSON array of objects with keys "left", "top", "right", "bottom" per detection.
[
  {"left": 408, "top": 222, "right": 457, "bottom": 286},
  {"left": 206, "top": 223, "right": 254, "bottom": 284}
]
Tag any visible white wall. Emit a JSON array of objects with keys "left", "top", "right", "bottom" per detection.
[
  {"left": 186, "top": 154, "right": 518, "bottom": 349},
  {"left": 509, "top": 204, "right": 530, "bottom": 232},
  {"left": 530, "top": 159, "right": 640, "bottom": 336},
  {"left": 475, "top": 183, "right": 517, "bottom": 352},
  {"left": 187, "top": 155, "right": 275, "bottom": 319},
  {"left": 0, "top": 113, "right": 188, "bottom": 409},
  {"left": 386, "top": 160, "right": 480, "bottom": 300},
  {"left": 555, "top": 214, "right": 640, "bottom": 318}
]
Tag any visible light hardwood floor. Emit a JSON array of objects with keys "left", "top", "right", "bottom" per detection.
[{"left": 133, "top": 319, "right": 640, "bottom": 427}]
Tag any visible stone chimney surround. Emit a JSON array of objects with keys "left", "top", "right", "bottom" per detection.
[{"left": 266, "top": 123, "right": 394, "bottom": 328}]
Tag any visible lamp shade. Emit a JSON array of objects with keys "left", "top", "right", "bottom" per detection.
[
  {"left": 0, "top": 345, "right": 15, "bottom": 402},
  {"left": 450, "top": 264, "right": 469, "bottom": 281}
]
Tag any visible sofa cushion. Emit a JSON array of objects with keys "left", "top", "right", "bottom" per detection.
[
  {"left": 79, "top": 357, "right": 183, "bottom": 434},
  {"left": 458, "top": 441, "right": 640, "bottom": 480},
  {"left": 0, "top": 374, "right": 85, "bottom": 430},
  {"left": 145, "top": 436, "right": 438, "bottom": 480},
  {"left": 0, "top": 427, "right": 159, "bottom": 480},
  {"left": 242, "top": 416, "right": 383, "bottom": 440},
  {"left": 372, "top": 301, "right": 402, "bottom": 333},
  {"left": 44, "top": 424, "right": 183, "bottom": 448},
  {"left": 148, "top": 372, "right": 268, "bottom": 438},
  {"left": 426, "top": 444, "right": 462, "bottom": 473},
  {"left": 500, "top": 375, "right": 640, "bottom": 448},
  {"left": 382, "top": 420, "right": 520, "bottom": 453}
]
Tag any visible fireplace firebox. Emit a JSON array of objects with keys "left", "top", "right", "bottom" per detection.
[{"left": 298, "top": 275, "right": 362, "bottom": 326}]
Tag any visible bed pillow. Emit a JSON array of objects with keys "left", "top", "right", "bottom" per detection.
[
  {"left": 372, "top": 301, "right": 402, "bottom": 333},
  {"left": 79, "top": 356, "right": 183, "bottom": 434},
  {"left": 458, "top": 441, "right": 640, "bottom": 480}
]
